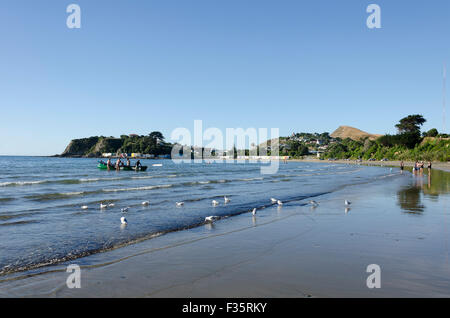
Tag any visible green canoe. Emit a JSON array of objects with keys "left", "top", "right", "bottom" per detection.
[{"left": 97, "top": 163, "right": 148, "bottom": 171}]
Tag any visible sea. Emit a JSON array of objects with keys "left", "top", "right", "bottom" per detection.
[{"left": 0, "top": 156, "right": 409, "bottom": 276}]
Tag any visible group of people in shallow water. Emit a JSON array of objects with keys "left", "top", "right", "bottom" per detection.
[
  {"left": 102, "top": 157, "right": 142, "bottom": 171},
  {"left": 408, "top": 160, "right": 432, "bottom": 176},
  {"left": 399, "top": 160, "right": 432, "bottom": 175}
]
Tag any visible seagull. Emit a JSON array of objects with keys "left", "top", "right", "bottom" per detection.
[
  {"left": 345, "top": 200, "right": 351, "bottom": 206},
  {"left": 81, "top": 205, "right": 88, "bottom": 210},
  {"left": 100, "top": 203, "right": 107, "bottom": 209},
  {"left": 224, "top": 196, "right": 230, "bottom": 203},
  {"left": 205, "top": 216, "right": 219, "bottom": 223},
  {"left": 120, "top": 216, "right": 128, "bottom": 225},
  {"left": 277, "top": 200, "right": 283, "bottom": 206},
  {"left": 212, "top": 200, "right": 219, "bottom": 206},
  {"left": 271, "top": 198, "right": 278, "bottom": 203},
  {"left": 121, "top": 207, "right": 129, "bottom": 213},
  {"left": 252, "top": 208, "right": 257, "bottom": 216},
  {"left": 176, "top": 202, "right": 184, "bottom": 207},
  {"left": 142, "top": 201, "right": 150, "bottom": 206},
  {"left": 309, "top": 200, "right": 319, "bottom": 207},
  {"left": 108, "top": 203, "right": 115, "bottom": 207},
  {"left": 345, "top": 207, "right": 351, "bottom": 214}
]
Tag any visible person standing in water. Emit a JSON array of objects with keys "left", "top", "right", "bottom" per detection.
[
  {"left": 427, "top": 162, "right": 432, "bottom": 189},
  {"left": 135, "top": 160, "right": 142, "bottom": 170},
  {"left": 106, "top": 157, "right": 112, "bottom": 171},
  {"left": 126, "top": 158, "right": 131, "bottom": 167},
  {"left": 115, "top": 158, "right": 122, "bottom": 171},
  {"left": 400, "top": 160, "right": 404, "bottom": 174}
]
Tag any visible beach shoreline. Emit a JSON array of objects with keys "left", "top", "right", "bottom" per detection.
[
  {"left": 289, "top": 158, "right": 450, "bottom": 172},
  {"left": 1, "top": 164, "right": 449, "bottom": 297}
]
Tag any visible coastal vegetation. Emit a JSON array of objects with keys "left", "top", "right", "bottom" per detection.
[
  {"left": 59, "top": 115, "right": 448, "bottom": 162},
  {"left": 320, "top": 115, "right": 449, "bottom": 162},
  {"left": 60, "top": 132, "right": 172, "bottom": 157}
]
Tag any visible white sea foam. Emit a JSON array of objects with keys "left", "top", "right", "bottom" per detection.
[
  {"left": 103, "top": 184, "right": 173, "bottom": 192},
  {"left": 0, "top": 180, "right": 46, "bottom": 187}
]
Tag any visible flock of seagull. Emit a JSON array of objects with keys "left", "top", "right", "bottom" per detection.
[{"left": 80, "top": 196, "right": 352, "bottom": 226}]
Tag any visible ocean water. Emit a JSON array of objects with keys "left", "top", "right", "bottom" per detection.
[{"left": 0, "top": 156, "right": 399, "bottom": 276}]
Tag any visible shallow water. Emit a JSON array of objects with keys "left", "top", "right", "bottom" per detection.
[{"left": 0, "top": 156, "right": 430, "bottom": 276}]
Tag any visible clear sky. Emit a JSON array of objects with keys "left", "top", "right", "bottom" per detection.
[{"left": 0, "top": 0, "right": 449, "bottom": 155}]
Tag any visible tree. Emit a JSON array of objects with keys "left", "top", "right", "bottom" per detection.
[
  {"left": 149, "top": 131, "right": 164, "bottom": 142},
  {"left": 395, "top": 131, "right": 421, "bottom": 149},
  {"left": 424, "top": 128, "right": 438, "bottom": 137},
  {"left": 395, "top": 115, "right": 426, "bottom": 134}
]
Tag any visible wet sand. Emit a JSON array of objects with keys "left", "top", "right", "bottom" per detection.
[{"left": 1, "top": 167, "right": 449, "bottom": 297}]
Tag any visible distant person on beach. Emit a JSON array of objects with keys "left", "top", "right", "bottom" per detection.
[
  {"left": 419, "top": 161, "right": 424, "bottom": 175},
  {"left": 400, "top": 161, "right": 404, "bottom": 174},
  {"left": 427, "top": 161, "right": 432, "bottom": 173},
  {"left": 126, "top": 158, "right": 131, "bottom": 167},
  {"left": 107, "top": 158, "right": 112, "bottom": 171}
]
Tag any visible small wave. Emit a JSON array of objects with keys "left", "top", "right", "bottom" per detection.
[
  {"left": 103, "top": 184, "right": 173, "bottom": 192},
  {"left": 0, "top": 175, "right": 175, "bottom": 187},
  {"left": 0, "top": 220, "right": 37, "bottom": 227},
  {"left": 131, "top": 174, "right": 177, "bottom": 180},
  {"left": 0, "top": 212, "right": 36, "bottom": 221},
  {"left": 0, "top": 180, "right": 46, "bottom": 187},
  {"left": 238, "top": 177, "right": 264, "bottom": 181},
  {"left": 78, "top": 178, "right": 100, "bottom": 182},
  {"left": 26, "top": 191, "right": 86, "bottom": 201}
]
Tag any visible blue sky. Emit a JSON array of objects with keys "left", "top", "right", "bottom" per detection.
[{"left": 0, "top": 0, "right": 449, "bottom": 155}]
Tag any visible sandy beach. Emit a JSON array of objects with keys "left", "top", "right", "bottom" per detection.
[
  {"left": 292, "top": 158, "right": 450, "bottom": 173},
  {"left": 1, "top": 164, "right": 449, "bottom": 298}
]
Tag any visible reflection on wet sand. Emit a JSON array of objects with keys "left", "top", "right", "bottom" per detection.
[
  {"left": 397, "top": 169, "right": 450, "bottom": 214},
  {"left": 397, "top": 185, "right": 425, "bottom": 214},
  {"left": 422, "top": 169, "right": 450, "bottom": 196}
]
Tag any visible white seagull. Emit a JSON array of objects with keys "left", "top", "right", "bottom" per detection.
[
  {"left": 176, "top": 202, "right": 184, "bottom": 207},
  {"left": 81, "top": 205, "right": 88, "bottom": 210},
  {"left": 309, "top": 200, "right": 319, "bottom": 207},
  {"left": 252, "top": 208, "right": 257, "bottom": 216},
  {"left": 271, "top": 198, "right": 278, "bottom": 203},
  {"left": 345, "top": 200, "right": 351, "bottom": 206},
  {"left": 108, "top": 203, "right": 115, "bottom": 207},
  {"left": 142, "top": 201, "right": 150, "bottom": 206},
  {"left": 277, "top": 200, "right": 283, "bottom": 206},
  {"left": 120, "top": 216, "right": 128, "bottom": 225},
  {"left": 212, "top": 200, "right": 219, "bottom": 206},
  {"left": 100, "top": 203, "right": 107, "bottom": 209},
  {"left": 205, "top": 216, "right": 219, "bottom": 223},
  {"left": 224, "top": 196, "right": 231, "bottom": 203}
]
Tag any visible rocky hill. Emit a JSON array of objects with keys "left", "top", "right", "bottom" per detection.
[
  {"left": 60, "top": 137, "right": 122, "bottom": 157},
  {"left": 59, "top": 132, "right": 173, "bottom": 158},
  {"left": 331, "top": 126, "right": 382, "bottom": 141}
]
